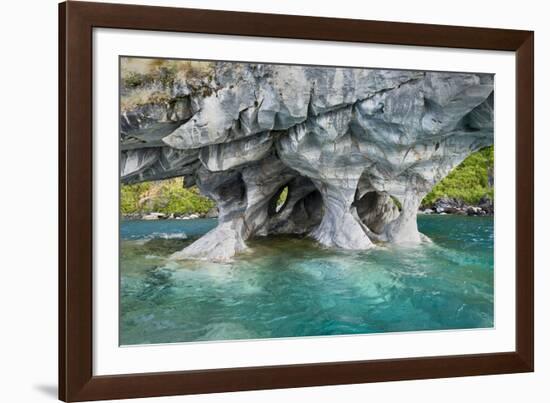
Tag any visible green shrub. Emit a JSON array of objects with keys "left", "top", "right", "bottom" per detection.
[
  {"left": 120, "top": 182, "right": 152, "bottom": 214},
  {"left": 422, "top": 146, "right": 494, "bottom": 206},
  {"left": 121, "top": 178, "right": 214, "bottom": 215}
]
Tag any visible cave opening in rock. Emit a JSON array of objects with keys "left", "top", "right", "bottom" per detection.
[
  {"left": 354, "top": 191, "right": 401, "bottom": 235},
  {"left": 302, "top": 190, "right": 324, "bottom": 221}
]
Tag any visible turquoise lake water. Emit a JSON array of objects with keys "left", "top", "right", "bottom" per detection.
[{"left": 120, "top": 215, "right": 494, "bottom": 345}]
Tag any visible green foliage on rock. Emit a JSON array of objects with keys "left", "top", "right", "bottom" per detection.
[
  {"left": 120, "top": 182, "right": 152, "bottom": 214},
  {"left": 422, "top": 146, "right": 494, "bottom": 206},
  {"left": 121, "top": 178, "right": 214, "bottom": 215},
  {"left": 120, "top": 58, "right": 215, "bottom": 111}
]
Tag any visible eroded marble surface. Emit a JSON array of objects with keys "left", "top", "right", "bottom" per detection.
[{"left": 121, "top": 62, "right": 493, "bottom": 261}]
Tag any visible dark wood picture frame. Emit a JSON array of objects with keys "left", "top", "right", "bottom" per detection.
[{"left": 59, "top": 1, "right": 534, "bottom": 401}]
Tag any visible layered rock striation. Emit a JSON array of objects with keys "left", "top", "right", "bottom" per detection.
[{"left": 121, "top": 61, "right": 494, "bottom": 261}]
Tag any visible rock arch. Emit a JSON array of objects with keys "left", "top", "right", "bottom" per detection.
[{"left": 120, "top": 61, "right": 494, "bottom": 261}]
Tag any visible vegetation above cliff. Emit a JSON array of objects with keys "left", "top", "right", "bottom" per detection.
[
  {"left": 421, "top": 146, "right": 494, "bottom": 206},
  {"left": 120, "top": 58, "right": 215, "bottom": 112},
  {"left": 121, "top": 178, "right": 214, "bottom": 216}
]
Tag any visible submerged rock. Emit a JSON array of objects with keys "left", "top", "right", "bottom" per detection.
[{"left": 121, "top": 61, "right": 494, "bottom": 261}]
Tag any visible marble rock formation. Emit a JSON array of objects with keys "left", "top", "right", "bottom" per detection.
[{"left": 121, "top": 62, "right": 494, "bottom": 261}]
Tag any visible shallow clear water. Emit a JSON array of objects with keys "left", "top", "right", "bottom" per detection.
[{"left": 120, "top": 215, "right": 494, "bottom": 345}]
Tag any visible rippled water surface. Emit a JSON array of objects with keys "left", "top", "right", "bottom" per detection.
[{"left": 120, "top": 215, "right": 494, "bottom": 345}]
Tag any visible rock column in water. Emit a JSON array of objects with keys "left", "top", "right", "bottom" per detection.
[{"left": 119, "top": 62, "right": 494, "bottom": 261}]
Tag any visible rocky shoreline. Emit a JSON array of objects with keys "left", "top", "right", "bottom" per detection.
[
  {"left": 420, "top": 197, "right": 493, "bottom": 216},
  {"left": 123, "top": 207, "right": 219, "bottom": 221},
  {"left": 123, "top": 197, "right": 493, "bottom": 221}
]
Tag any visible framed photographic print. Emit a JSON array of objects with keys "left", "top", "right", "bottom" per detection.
[{"left": 59, "top": 1, "right": 534, "bottom": 401}]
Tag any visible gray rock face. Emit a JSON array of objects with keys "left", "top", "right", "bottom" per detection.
[{"left": 121, "top": 61, "right": 494, "bottom": 261}]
